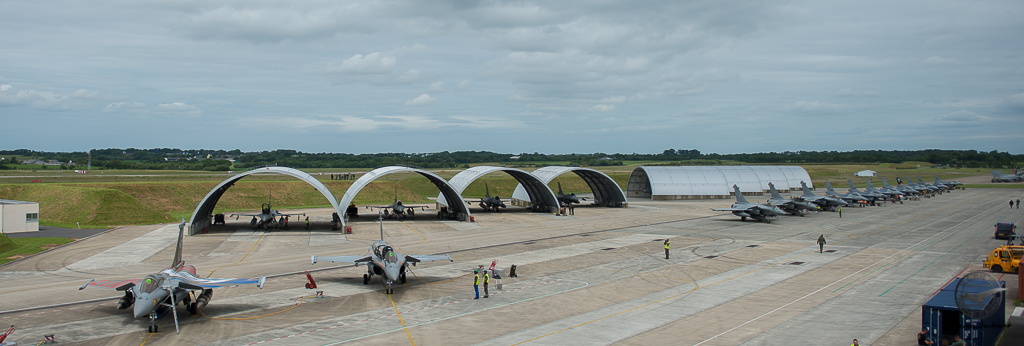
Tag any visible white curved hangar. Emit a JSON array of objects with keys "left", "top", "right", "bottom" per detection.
[
  {"left": 338, "top": 166, "right": 470, "bottom": 225},
  {"left": 435, "top": 166, "right": 560, "bottom": 212},
  {"left": 626, "top": 166, "right": 812, "bottom": 200},
  {"left": 511, "top": 166, "right": 628, "bottom": 208},
  {"left": 187, "top": 166, "right": 341, "bottom": 235}
]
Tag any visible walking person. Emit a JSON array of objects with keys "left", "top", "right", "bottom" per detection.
[
  {"left": 1017, "top": 199, "right": 1020, "bottom": 209},
  {"left": 664, "top": 239, "right": 670, "bottom": 259},
  {"left": 473, "top": 270, "right": 480, "bottom": 299},
  {"left": 1011, "top": 200, "right": 1015, "bottom": 209},
  {"left": 305, "top": 216, "right": 310, "bottom": 230},
  {"left": 483, "top": 270, "right": 489, "bottom": 298},
  {"left": 817, "top": 234, "right": 826, "bottom": 253}
]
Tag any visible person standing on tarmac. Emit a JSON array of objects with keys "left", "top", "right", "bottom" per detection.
[
  {"left": 483, "top": 270, "right": 490, "bottom": 298},
  {"left": 1011, "top": 200, "right": 1015, "bottom": 209},
  {"left": 473, "top": 270, "right": 480, "bottom": 299},
  {"left": 817, "top": 234, "right": 826, "bottom": 253},
  {"left": 839, "top": 207, "right": 843, "bottom": 218},
  {"left": 1017, "top": 199, "right": 1020, "bottom": 209},
  {"left": 305, "top": 216, "right": 310, "bottom": 230},
  {"left": 664, "top": 239, "right": 670, "bottom": 259}
]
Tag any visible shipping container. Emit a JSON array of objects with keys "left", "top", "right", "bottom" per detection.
[{"left": 921, "top": 278, "right": 1005, "bottom": 346}]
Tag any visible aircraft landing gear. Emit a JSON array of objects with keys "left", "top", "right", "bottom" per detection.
[
  {"left": 148, "top": 312, "right": 159, "bottom": 333},
  {"left": 363, "top": 274, "right": 370, "bottom": 285},
  {"left": 740, "top": 216, "right": 747, "bottom": 221}
]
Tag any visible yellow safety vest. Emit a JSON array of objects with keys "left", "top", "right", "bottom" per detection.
[
  {"left": 665, "top": 241, "right": 670, "bottom": 249},
  {"left": 484, "top": 273, "right": 489, "bottom": 284},
  {"left": 474, "top": 274, "right": 479, "bottom": 285}
]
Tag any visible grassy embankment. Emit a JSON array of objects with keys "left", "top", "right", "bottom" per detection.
[{"left": 0, "top": 234, "right": 74, "bottom": 265}]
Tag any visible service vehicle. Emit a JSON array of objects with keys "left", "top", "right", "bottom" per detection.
[{"left": 983, "top": 245, "right": 1024, "bottom": 273}]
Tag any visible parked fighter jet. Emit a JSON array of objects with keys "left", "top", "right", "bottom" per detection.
[
  {"left": 795, "top": 181, "right": 848, "bottom": 211},
  {"left": 991, "top": 170, "right": 1022, "bottom": 183},
  {"left": 555, "top": 182, "right": 587, "bottom": 205},
  {"left": 906, "top": 176, "right": 938, "bottom": 195},
  {"left": 712, "top": 185, "right": 784, "bottom": 223},
  {"left": 471, "top": 183, "right": 506, "bottom": 211},
  {"left": 228, "top": 193, "right": 305, "bottom": 230},
  {"left": 766, "top": 182, "right": 818, "bottom": 216},
  {"left": 934, "top": 175, "right": 963, "bottom": 189},
  {"left": 367, "top": 188, "right": 427, "bottom": 220},
  {"left": 825, "top": 181, "right": 868, "bottom": 206},
  {"left": 865, "top": 179, "right": 903, "bottom": 200},
  {"left": 312, "top": 212, "right": 453, "bottom": 294},
  {"left": 916, "top": 176, "right": 948, "bottom": 193},
  {"left": 847, "top": 180, "right": 885, "bottom": 204},
  {"left": 883, "top": 178, "right": 921, "bottom": 199},
  {"left": 80, "top": 221, "right": 266, "bottom": 333}
]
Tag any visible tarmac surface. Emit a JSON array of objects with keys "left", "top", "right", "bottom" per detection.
[{"left": 1, "top": 185, "right": 1022, "bottom": 345}]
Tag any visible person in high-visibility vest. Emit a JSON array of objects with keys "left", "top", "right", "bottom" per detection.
[
  {"left": 305, "top": 216, "right": 310, "bottom": 230},
  {"left": 483, "top": 270, "right": 490, "bottom": 298},
  {"left": 473, "top": 270, "right": 480, "bottom": 299},
  {"left": 664, "top": 239, "right": 670, "bottom": 259}
]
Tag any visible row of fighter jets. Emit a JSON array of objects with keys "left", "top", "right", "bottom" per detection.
[
  {"left": 713, "top": 175, "right": 963, "bottom": 223},
  {"left": 81, "top": 212, "right": 453, "bottom": 334}
]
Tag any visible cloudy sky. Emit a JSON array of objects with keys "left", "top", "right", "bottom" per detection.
[{"left": 1, "top": 0, "right": 1022, "bottom": 154}]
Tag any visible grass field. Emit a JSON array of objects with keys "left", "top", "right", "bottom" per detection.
[
  {"left": 0, "top": 235, "right": 75, "bottom": 265},
  {"left": 0, "top": 162, "right": 1003, "bottom": 228}
]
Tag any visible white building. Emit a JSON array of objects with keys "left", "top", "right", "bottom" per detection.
[
  {"left": 0, "top": 199, "right": 40, "bottom": 234},
  {"left": 626, "top": 166, "right": 813, "bottom": 200},
  {"left": 854, "top": 170, "right": 877, "bottom": 177}
]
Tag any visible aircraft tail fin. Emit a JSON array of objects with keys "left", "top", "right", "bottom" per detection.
[
  {"left": 769, "top": 182, "right": 783, "bottom": 199},
  {"left": 172, "top": 218, "right": 186, "bottom": 268},
  {"left": 825, "top": 181, "right": 837, "bottom": 194},
  {"left": 916, "top": 175, "right": 924, "bottom": 183},
  {"left": 865, "top": 179, "right": 875, "bottom": 189},
  {"left": 484, "top": 183, "right": 490, "bottom": 198},
  {"left": 881, "top": 178, "right": 891, "bottom": 188},
  {"left": 557, "top": 182, "right": 564, "bottom": 195},
  {"left": 733, "top": 185, "right": 748, "bottom": 204},
  {"left": 847, "top": 179, "right": 856, "bottom": 190},
  {"left": 800, "top": 181, "right": 815, "bottom": 196}
]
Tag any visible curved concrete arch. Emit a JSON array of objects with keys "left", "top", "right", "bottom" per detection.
[
  {"left": 512, "top": 166, "right": 628, "bottom": 207},
  {"left": 187, "top": 166, "right": 342, "bottom": 235},
  {"left": 338, "top": 166, "right": 470, "bottom": 225},
  {"left": 435, "top": 166, "right": 560, "bottom": 212}
]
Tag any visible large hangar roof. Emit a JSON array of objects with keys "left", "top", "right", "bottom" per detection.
[{"left": 627, "top": 166, "right": 812, "bottom": 199}]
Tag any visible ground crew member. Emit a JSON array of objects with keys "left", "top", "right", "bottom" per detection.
[
  {"left": 473, "top": 270, "right": 480, "bottom": 299},
  {"left": 1017, "top": 199, "right": 1020, "bottom": 209},
  {"left": 483, "top": 270, "right": 490, "bottom": 298},
  {"left": 839, "top": 207, "right": 842, "bottom": 218},
  {"left": 305, "top": 216, "right": 310, "bottom": 230},
  {"left": 851, "top": 339, "right": 860, "bottom": 346},
  {"left": 817, "top": 234, "right": 826, "bottom": 253},
  {"left": 509, "top": 264, "right": 518, "bottom": 277},
  {"left": 1012, "top": 200, "right": 1015, "bottom": 209},
  {"left": 664, "top": 239, "right": 670, "bottom": 259}
]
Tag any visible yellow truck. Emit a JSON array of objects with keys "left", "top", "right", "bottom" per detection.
[{"left": 983, "top": 245, "right": 1024, "bottom": 273}]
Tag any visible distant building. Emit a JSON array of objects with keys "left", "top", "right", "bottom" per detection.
[
  {"left": 0, "top": 199, "right": 39, "bottom": 234},
  {"left": 509, "top": 156, "right": 520, "bottom": 160},
  {"left": 627, "top": 166, "right": 812, "bottom": 200},
  {"left": 854, "top": 170, "right": 877, "bottom": 177}
]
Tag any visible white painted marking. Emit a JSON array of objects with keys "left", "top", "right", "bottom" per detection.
[
  {"left": 67, "top": 224, "right": 179, "bottom": 271},
  {"left": 1013, "top": 307, "right": 1023, "bottom": 317}
]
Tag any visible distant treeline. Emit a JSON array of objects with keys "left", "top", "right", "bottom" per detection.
[{"left": 0, "top": 148, "right": 1019, "bottom": 171}]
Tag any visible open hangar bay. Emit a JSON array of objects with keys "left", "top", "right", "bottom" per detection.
[{"left": 0, "top": 187, "right": 1020, "bottom": 345}]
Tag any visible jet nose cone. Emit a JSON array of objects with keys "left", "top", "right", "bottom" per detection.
[
  {"left": 385, "top": 265, "right": 400, "bottom": 281},
  {"left": 133, "top": 296, "right": 153, "bottom": 318}
]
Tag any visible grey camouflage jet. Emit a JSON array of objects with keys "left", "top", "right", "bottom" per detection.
[
  {"left": 228, "top": 193, "right": 305, "bottom": 230},
  {"left": 795, "top": 181, "right": 848, "bottom": 211},
  {"left": 472, "top": 183, "right": 506, "bottom": 211},
  {"left": 916, "top": 176, "right": 948, "bottom": 193},
  {"left": 766, "top": 182, "right": 818, "bottom": 216},
  {"left": 712, "top": 185, "right": 785, "bottom": 223},
  {"left": 367, "top": 188, "right": 427, "bottom": 220},
  {"left": 991, "top": 170, "right": 1022, "bottom": 183},
  {"left": 312, "top": 212, "right": 453, "bottom": 294},
  {"left": 825, "top": 181, "right": 868, "bottom": 205},
  {"left": 933, "top": 175, "right": 963, "bottom": 189},
  {"left": 847, "top": 180, "right": 885, "bottom": 204},
  {"left": 555, "top": 182, "right": 588, "bottom": 205},
  {"left": 80, "top": 221, "right": 266, "bottom": 333},
  {"left": 865, "top": 179, "right": 903, "bottom": 200},
  {"left": 883, "top": 178, "right": 921, "bottom": 199}
]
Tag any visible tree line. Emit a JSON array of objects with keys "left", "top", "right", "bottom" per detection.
[{"left": 0, "top": 148, "right": 1019, "bottom": 171}]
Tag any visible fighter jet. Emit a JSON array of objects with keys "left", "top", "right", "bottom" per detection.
[
  {"left": 906, "top": 176, "right": 938, "bottom": 195},
  {"left": 916, "top": 176, "right": 947, "bottom": 193},
  {"left": 367, "top": 188, "right": 427, "bottom": 220},
  {"left": 766, "top": 182, "right": 818, "bottom": 216},
  {"left": 712, "top": 185, "right": 785, "bottom": 223},
  {"left": 865, "top": 179, "right": 903, "bottom": 200},
  {"left": 825, "top": 181, "right": 868, "bottom": 206},
  {"left": 228, "top": 193, "right": 305, "bottom": 230},
  {"left": 312, "top": 212, "right": 453, "bottom": 294},
  {"left": 795, "top": 181, "right": 848, "bottom": 211},
  {"left": 471, "top": 183, "right": 506, "bottom": 212},
  {"left": 847, "top": 180, "right": 886, "bottom": 204},
  {"left": 555, "top": 182, "right": 587, "bottom": 205},
  {"left": 883, "top": 178, "right": 921, "bottom": 199},
  {"left": 991, "top": 170, "right": 1022, "bottom": 183},
  {"left": 80, "top": 221, "right": 266, "bottom": 333},
  {"left": 934, "top": 175, "right": 963, "bottom": 189}
]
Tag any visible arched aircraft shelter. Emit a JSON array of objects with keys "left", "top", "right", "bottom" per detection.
[
  {"left": 187, "top": 166, "right": 342, "bottom": 235},
  {"left": 338, "top": 166, "right": 470, "bottom": 226},
  {"left": 436, "top": 166, "right": 560, "bottom": 212},
  {"left": 511, "top": 166, "right": 628, "bottom": 208}
]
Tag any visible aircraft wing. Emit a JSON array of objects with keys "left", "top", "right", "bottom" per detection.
[
  {"left": 312, "top": 255, "right": 373, "bottom": 265},
  {"left": 79, "top": 278, "right": 142, "bottom": 290},
  {"left": 169, "top": 270, "right": 266, "bottom": 289},
  {"left": 405, "top": 254, "right": 453, "bottom": 263},
  {"left": 711, "top": 207, "right": 754, "bottom": 212}
]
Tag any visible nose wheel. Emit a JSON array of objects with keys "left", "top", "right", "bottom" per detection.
[{"left": 147, "top": 312, "right": 159, "bottom": 333}]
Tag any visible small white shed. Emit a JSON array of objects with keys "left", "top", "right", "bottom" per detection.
[
  {"left": 0, "top": 199, "right": 40, "bottom": 234},
  {"left": 854, "top": 170, "right": 877, "bottom": 177}
]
